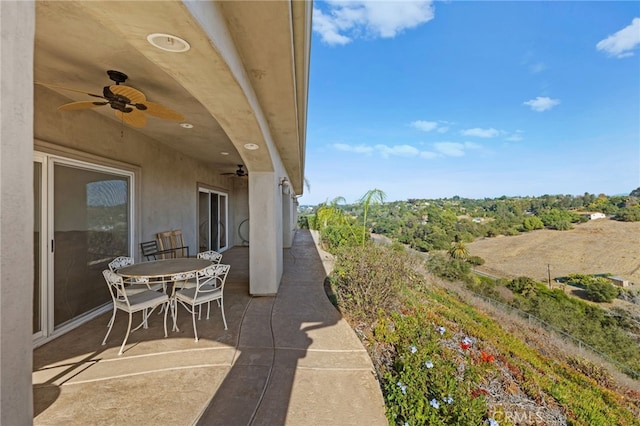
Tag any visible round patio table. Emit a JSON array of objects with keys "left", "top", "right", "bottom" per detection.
[
  {"left": 117, "top": 258, "right": 213, "bottom": 331},
  {"left": 117, "top": 258, "right": 212, "bottom": 279}
]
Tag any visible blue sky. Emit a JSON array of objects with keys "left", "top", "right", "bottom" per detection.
[{"left": 299, "top": 1, "right": 640, "bottom": 205}]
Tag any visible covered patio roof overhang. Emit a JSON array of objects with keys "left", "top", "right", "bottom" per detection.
[{"left": 33, "top": 0, "right": 311, "bottom": 295}]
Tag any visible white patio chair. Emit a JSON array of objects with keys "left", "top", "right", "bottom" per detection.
[
  {"left": 107, "top": 256, "right": 164, "bottom": 327},
  {"left": 175, "top": 250, "right": 223, "bottom": 319},
  {"left": 197, "top": 250, "right": 223, "bottom": 264},
  {"left": 102, "top": 269, "right": 169, "bottom": 355},
  {"left": 172, "top": 264, "right": 230, "bottom": 342}
]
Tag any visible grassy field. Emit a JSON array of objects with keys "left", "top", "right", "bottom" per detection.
[{"left": 467, "top": 218, "right": 640, "bottom": 286}]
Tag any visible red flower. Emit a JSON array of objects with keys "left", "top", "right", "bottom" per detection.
[
  {"left": 460, "top": 342, "right": 471, "bottom": 350},
  {"left": 480, "top": 350, "right": 495, "bottom": 363}
]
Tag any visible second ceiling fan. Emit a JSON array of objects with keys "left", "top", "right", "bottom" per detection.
[{"left": 221, "top": 164, "right": 248, "bottom": 177}]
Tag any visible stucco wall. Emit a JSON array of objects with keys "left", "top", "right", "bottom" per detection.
[
  {"left": 34, "top": 86, "right": 245, "bottom": 257},
  {"left": 1, "top": 1, "right": 35, "bottom": 423}
]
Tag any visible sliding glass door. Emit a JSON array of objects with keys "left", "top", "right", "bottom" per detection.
[
  {"left": 34, "top": 153, "right": 133, "bottom": 342},
  {"left": 198, "top": 188, "right": 228, "bottom": 253}
]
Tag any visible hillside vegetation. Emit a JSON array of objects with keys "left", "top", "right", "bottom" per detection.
[
  {"left": 325, "top": 242, "right": 640, "bottom": 425},
  {"left": 302, "top": 189, "right": 640, "bottom": 425}
]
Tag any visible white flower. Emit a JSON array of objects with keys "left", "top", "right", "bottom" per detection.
[
  {"left": 410, "top": 345, "right": 418, "bottom": 354},
  {"left": 487, "top": 419, "right": 499, "bottom": 426},
  {"left": 429, "top": 398, "right": 440, "bottom": 409},
  {"left": 444, "top": 395, "right": 453, "bottom": 404},
  {"left": 437, "top": 326, "right": 446, "bottom": 335},
  {"left": 424, "top": 360, "right": 434, "bottom": 369},
  {"left": 397, "top": 381, "right": 407, "bottom": 395}
]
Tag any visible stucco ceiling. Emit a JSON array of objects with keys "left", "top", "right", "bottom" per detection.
[{"left": 34, "top": 1, "right": 309, "bottom": 192}]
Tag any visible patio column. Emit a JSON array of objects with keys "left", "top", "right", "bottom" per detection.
[
  {"left": 0, "top": 1, "right": 35, "bottom": 424},
  {"left": 249, "top": 172, "right": 282, "bottom": 295},
  {"left": 282, "top": 182, "right": 294, "bottom": 249}
]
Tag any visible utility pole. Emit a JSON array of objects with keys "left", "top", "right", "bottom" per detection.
[{"left": 547, "top": 264, "right": 552, "bottom": 289}]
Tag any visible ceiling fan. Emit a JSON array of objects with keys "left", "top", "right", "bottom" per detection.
[
  {"left": 221, "top": 164, "right": 248, "bottom": 177},
  {"left": 36, "top": 70, "right": 185, "bottom": 128}
]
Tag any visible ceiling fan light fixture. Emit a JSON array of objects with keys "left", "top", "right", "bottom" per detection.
[
  {"left": 147, "top": 33, "right": 190, "bottom": 53},
  {"left": 243, "top": 143, "right": 259, "bottom": 150},
  {"left": 220, "top": 152, "right": 229, "bottom": 156},
  {"left": 179, "top": 122, "right": 194, "bottom": 129}
]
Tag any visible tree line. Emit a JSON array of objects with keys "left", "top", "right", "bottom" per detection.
[{"left": 300, "top": 187, "right": 640, "bottom": 254}]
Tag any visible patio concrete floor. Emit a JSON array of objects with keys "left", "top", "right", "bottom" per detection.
[{"left": 33, "top": 229, "right": 387, "bottom": 425}]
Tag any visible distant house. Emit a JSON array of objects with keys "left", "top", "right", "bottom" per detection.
[
  {"left": 607, "top": 276, "right": 630, "bottom": 288},
  {"left": 583, "top": 212, "right": 606, "bottom": 220}
]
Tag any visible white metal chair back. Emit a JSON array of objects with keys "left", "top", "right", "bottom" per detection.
[
  {"left": 196, "top": 263, "right": 230, "bottom": 295},
  {"left": 108, "top": 256, "right": 134, "bottom": 272},
  {"left": 197, "top": 250, "right": 223, "bottom": 264},
  {"left": 103, "top": 269, "right": 132, "bottom": 307}
]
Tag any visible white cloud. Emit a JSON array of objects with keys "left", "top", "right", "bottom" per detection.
[
  {"left": 411, "top": 120, "right": 438, "bottom": 132},
  {"left": 333, "top": 142, "right": 437, "bottom": 159},
  {"left": 434, "top": 142, "right": 465, "bottom": 157},
  {"left": 461, "top": 127, "right": 501, "bottom": 138},
  {"left": 596, "top": 17, "right": 640, "bottom": 58},
  {"left": 374, "top": 144, "right": 419, "bottom": 158},
  {"left": 313, "top": 1, "right": 435, "bottom": 46},
  {"left": 505, "top": 131, "right": 524, "bottom": 142},
  {"left": 433, "top": 142, "right": 480, "bottom": 157},
  {"left": 333, "top": 143, "right": 374, "bottom": 154},
  {"left": 334, "top": 140, "right": 482, "bottom": 159},
  {"left": 420, "top": 151, "right": 438, "bottom": 159},
  {"left": 523, "top": 96, "right": 560, "bottom": 112},
  {"left": 312, "top": 8, "right": 352, "bottom": 45},
  {"left": 411, "top": 120, "right": 449, "bottom": 133}
]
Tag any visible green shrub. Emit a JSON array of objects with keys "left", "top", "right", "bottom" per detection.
[
  {"left": 330, "top": 245, "right": 424, "bottom": 323},
  {"left": 297, "top": 214, "right": 311, "bottom": 229},
  {"left": 585, "top": 278, "right": 620, "bottom": 303},
  {"left": 507, "top": 276, "right": 539, "bottom": 296},
  {"left": 320, "top": 224, "right": 361, "bottom": 252},
  {"left": 521, "top": 216, "right": 544, "bottom": 231},
  {"left": 614, "top": 206, "right": 640, "bottom": 222},
  {"left": 426, "top": 253, "right": 473, "bottom": 284},
  {"left": 467, "top": 255, "right": 485, "bottom": 266}
]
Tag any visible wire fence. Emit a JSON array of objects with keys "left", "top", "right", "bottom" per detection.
[{"left": 465, "top": 279, "right": 640, "bottom": 379}]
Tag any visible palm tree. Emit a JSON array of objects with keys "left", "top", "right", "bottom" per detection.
[
  {"left": 357, "top": 189, "right": 386, "bottom": 247},
  {"left": 315, "top": 196, "right": 347, "bottom": 230},
  {"left": 448, "top": 241, "right": 468, "bottom": 260}
]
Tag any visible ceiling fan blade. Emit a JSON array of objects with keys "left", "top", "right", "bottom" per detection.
[
  {"left": 109, "top": 85, "right": 146, "bottom": 104},
  {"left": 58, "top": 101, "right": 108, "bottom": 111},
  {"left": 35, "top": 82, "right": 105, "bottom": 99},
  {"left": 114, "top": 109, "right": 147, "bottom": 128},
  {"left": 142, "top": 101, "right": 185, "bottom": 122}
]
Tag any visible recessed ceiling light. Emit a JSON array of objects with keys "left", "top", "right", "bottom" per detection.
[
  {"left": 179, "top": 122, "right": 194, "bottom": 129},
  {"left": 243, "top": 143, "right": 259, "bottom": 150},
  {"left": 147, "top": 33, "right": 190, "bottom": 53},
  {"left": 220, "top": 152, "right": 229, "bottom": 156}
]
